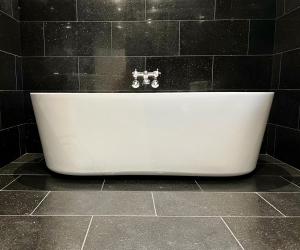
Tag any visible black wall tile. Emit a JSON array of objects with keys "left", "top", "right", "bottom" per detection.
[
  {"left": 12, "top": 0, "right": 20, "bottom": 20},
  {"left": 19, "top": 0, "right": 76, "bottom": 21},
  {"left": 275, "top": 8, "right": 300, "bottom": 52},
  {"left": 285, "top": 0, "right": 300, "bottom": 12},
  {"left": 0, "top": 52, "right": 16, "bottom": 90},
  {"left": 19, "top": 123, "right": 42, "bottom": 153},
  {"left": 21, "top": 22, "right": 44, "bottom": 56},
  {"left": 280, "top": 49, "right": 300, "bottom": 89},
  {"left": 78, "top": 0, "right": 145, "bottom": 21},
  {"left": 16, "top": 56, "right": 23, "bottom": 90},
  {"left": 276, "top": 0, "right": 285, "bottom": 17},
  {"left": 270, "top": 91, "right": 300, "bottom": 129},
  {"left": 213, "top": 56, "right": 272, "bottom": 89},
  {"left": 266, "top": 124, "right": 276, "bottom": 156},
  {"left": 249, "top": 20, "right": 275, "bottom": 55},
  {"left": 23, "top": 91, "right": 35, "bottom": 123},
  {"left": 0, "top": 127, "right": 20, "bottom": 166},
  {"left": 146, "top": 56, "right": 212, "bottom": 91},
  {"left": 275, "top": 126, "right": 300, "bottom": 168},
  {"left": 80, "top": 57, "right": 144, "bottom": 91},
  {"left": 22, "top": 57, "right": 79, "bottom": 91},
  {"left": 0, "top": 12, "right": 21, "bottom": 55},
  {"left": 0, "top": 91, "right": 24, "bottom": 130},
  {"left": 216, "top": 0, "right": 276, "bottom": 19},
  {"left": 180, "top": 21, "right": 248, "bottom": 55},
  {"left": 45, "top": 22, "right": 111, "bottom": 56},
  {"left": 146, "top": 0, "right": 214, "bottom": 20},
  {"left": 0, "top": 0, "right": 12, "bottom": 15},
  {"left": 271, "top": 54, "right": 281, "bottom": 89},
  {"left": 112, "top": 21, "right": 179, "bottom": 56}
]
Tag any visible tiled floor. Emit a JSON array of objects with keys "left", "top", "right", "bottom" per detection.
[{"left": 0, "top": 154, "right": 299, "bottom": 249}]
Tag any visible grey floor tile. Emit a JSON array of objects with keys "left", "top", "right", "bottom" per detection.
[
  {"left": 34, "top": 191, "right": 155, "bottom": 215},
  {"left": 0, "top": 162, "right": 50, "bottom": 175},
  {"left": 224, "top": 217, "right": 300, "bottom": 250},
  {"left": 0, "top": 191, "right": 48, "bottom": 215},
  {"left": 153, "top": 192, "right": 281, "bottom": 216},
  {"left": 0, "top": 175, "right": 18, "bottom": 189},
  {"left": 13, "top": 153, "right": 44, "bottom": 163},
  {"left": 103, "top": 176, "right": 200, "bottom": 191},
  {"left": 0, "top": 216, "right": 90, "bottom": 250},
  {"left": 259, "top": 192, "right": 300, "bottom": 216},
  {"left": 196, "top": 175, "right": 300, "bottom": 192},
  {"left": 83, "top": 217, "right": 241, "bottom": 250},
  {"left": 255, "top": 163, "right": 300, "bottom": 176},
  {"left": 4, "top": 175, "right": 103, "bottom": 191}
]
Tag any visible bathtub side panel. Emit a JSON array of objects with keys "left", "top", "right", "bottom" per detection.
[{"left": 31, "top": 93, "right": 273, "bottom": 176}]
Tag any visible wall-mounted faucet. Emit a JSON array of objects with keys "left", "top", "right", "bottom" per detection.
[{"left": 132, "top": 69, "right": 161, "bottom": 89}]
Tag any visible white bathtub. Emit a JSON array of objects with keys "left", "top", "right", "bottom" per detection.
[{"left": 31, "top": 92, "right": 274, "bottom": 176}]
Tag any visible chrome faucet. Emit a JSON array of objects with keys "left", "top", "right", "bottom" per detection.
[{"left": 132, "top": 69, "right": 161, "bottom": 89}]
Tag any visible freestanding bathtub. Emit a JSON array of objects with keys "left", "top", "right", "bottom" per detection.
[{"left": 31, "top": 92, "right": 274, "bottom": 176}]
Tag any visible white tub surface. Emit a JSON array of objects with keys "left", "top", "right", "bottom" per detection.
[{"left": 31, "top": 92, "right": 274, "bottom": 176}]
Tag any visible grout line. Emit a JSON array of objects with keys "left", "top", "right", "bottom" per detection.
[
  {"left": 0, "top": 214, "right": 299, "bottom": 218},
  {"left": 81, "top": 216, "right": 93, "bottom": 250},
  {"left": 110, "top": 22, "right": 113, "bottom": 55},
  {"left": 194, "top": 179, "right": 203, "bottom": 191},
  {"left": 255, "top": 192, "right": 286, "bottom": 217},
  {"left": 77, "top": 57, "right": 81, "bottom": 90},
  {"left": 0, "top": 49, "right": 19, "bottom": 57},
  {"left": 75, "top": 0, "right": 78, "bottom": 21},
  {"left": 144, "top": 0, "right": 147, "bottom": 20},
  {"left": 273, "top": 47, "right": 300, "bottom": 55},
  {"left": 151, "top": 192, "right": 157, "bottom": 216},
  {"left": 10, "top": 0, "right": 13, "bottom": 17},
  {"left": 0, "top": 9, "right": 19, "bottom": 22},
  {"left": 277, "top": 53, "right": 283, "bottom": 89},
  {"left": 178, "top": 21, "right": 181, "bottom": 55},
  {"left": 0, "top": 176, "right": 21, "bottom": 191},
  {"left": 213, "top": 0, "right": 217, "bottom": 20},
  {"left": 276, "top": 5, "right": 300, "bottom": 20},
  {"left": 247, "top": 20, "right": 251, "bottom": 55},
  {"left": 280, "top": 176, "right": 300, "bottom": 189},
  {"left": 211, "top": 56, "right": 214, "bottom": 90},
  {"left": 43, "top": 22, "right": 46, "bottom": 56},
  {"left": 268, "top": 123, "right": 300, "bottom": 133},
  {"left": 220, "top": 217, "right": 245, "bottom": 250},
  {"left": 30, "top": 191, "right": 51, "bottom": 215},
  {"left": 100, "top": 179, "right": 105, "bottom": 191}
]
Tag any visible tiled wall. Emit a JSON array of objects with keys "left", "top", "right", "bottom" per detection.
[
  {"left": 0, "top": 1, "right": 24, "bottom": 166},
  {"left": 2, "top": 0, "right": 278, "bottom": 159},
  {"left": 267, "top": 1, "right": 300, "bottom": 168}
]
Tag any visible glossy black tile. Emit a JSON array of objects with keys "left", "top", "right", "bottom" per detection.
[
  {"left": 21, "top": 22, "right": 44, "bottom": 56},
  {"left": 14, "top": 153, "right": 44, "bottom": 163},
  {"left": 255, "top": 162, "right": 300, "bottom": 176},
  {"left": 0, "top": 91, "right": 24, "bottom": 129},
  {"left": 34, "top": 191, "right": 155, "bottom": 215},
  {"left": 260, "top": 192, "right": 300, "bottom": 216},
  {"left": 196, "top": 175, "right": 299, "bottom": 192},
  {"left": 0, "top": 51, "right": 16, "bottom": 90},
  {"left": 19, "top": 123, "right": 43, "bottom": 153},
  {"left": 215, "top": 0, "right": 276, "bottom": 19},
  {"left": 103, "top": 176, "right": 200, "bottom": 191},
  {"left": 280, "top": 49, "right": 300, "bottom": 89},
  {"left": 16, "top": 56, "right": 23, "bottom": 90},
  {"left": 271, "top": 54, "right": 281, "bottom": 89},
  {"left": 153, "top": 192, "right": 281, "bottom": 216},
  {"left": 146, "top": 56, "right": 212, "bottom": 91},
  {"left": 0, "top": 127, "right": 20, "bottom": 166},
  {"left": 275, "top": 8, "right": 300, "bottom": 52},
  {"left": 285, "top": 0, "right": 300, "bottom": 12},
  {"left": 19, "top": 0, "right": 76, "bottom": 21},
  {"left": 85, "top": 217, "right": 241, "bottom": 250},
  {"left": 45, "top": 22, "right": 111, "bottom": 56},
  {"left": 0, "top": 175, "right": 17, "bottom": 189},
  {"left": 249, "top": 20, "right": 275, "bottom": 55},
  {"left": 0, "top": 191, "right": 48, "bottom": 215},
  {"left": 79, "top": 57, "right": 144, "bottom": 91},
  {"left": 0, "top": 216, "right": 90, "bottom": 250},
  {"left": 77, "top": 22, "right": 111, "bottom": 56},
  {"left": 78, "top": 0, "right": 145, "bottom": 21},
  {"left": 146, "top": 0, "right": 214, "bottom": 20},
  {"left": 22, "top": 57, "right": 79, "bottom": 91},
  {"left": 11, "top": 0, "right": 20, "bottom": 20},
  {"left": 266, "top": 124, "right": 276, "bottom": 155},
  {"left": 270, "top": 91, "right": 300, "bottom": 129},
  {"left": 180, "top": 21, "right": 248, "bottom": 55},
  {"left": 275, "top": 126, "right": 300, "bottom": 168},
  {"left": 0, "top": 12, "right": 21, "bottom": 55},
  {"left": 224, "top": 218, "right": 300, "bottom": 249},
  {"left": 0, "top": 0, "right": 12, "bottom": 15},
  {"left": 277, "top": 0, "right": 285, "bottom": 17},
  {"left": 112, "top": 21, "right": 179, "bottom": 56},
  {"left": 213, "top": 56, "right": 272, "bottom": 89}
]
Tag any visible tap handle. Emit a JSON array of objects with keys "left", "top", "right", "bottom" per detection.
[{"left": 132, "top": 79, "right": 140, "bottom": 89}]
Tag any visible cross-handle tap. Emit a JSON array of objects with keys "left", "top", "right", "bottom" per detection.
[{"left": 131, "top": 69, "right": 161, "bottom": 89}]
